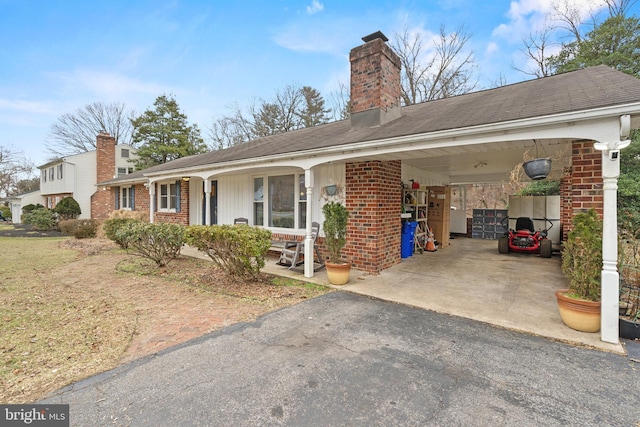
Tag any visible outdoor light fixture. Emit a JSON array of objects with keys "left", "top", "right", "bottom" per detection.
[{"left": 182, "top": 176, "right": 190, "bottom": 182}]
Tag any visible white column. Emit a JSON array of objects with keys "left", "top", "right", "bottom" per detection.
[
  {"left": 600, "top": 149, "right": 621, "bottom": 343},
  {"left": 304, "top": 168, "right": 314, "bottom": 278},
  {"left": 148, "top": 182, "right": 155, "bottom": 223},
  {"left": 204, "top": 179, "right": 211, "bottom": 226}
]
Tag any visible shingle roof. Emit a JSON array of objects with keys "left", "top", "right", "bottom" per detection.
[{"left": 113, "top": 65, "right": 640, "bottom": 180}]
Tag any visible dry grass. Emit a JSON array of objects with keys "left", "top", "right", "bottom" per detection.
[{"left": 0, "top": 225, "right": 329, "bottom": 403}]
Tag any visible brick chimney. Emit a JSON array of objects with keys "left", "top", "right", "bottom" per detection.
[
  {"left": 91, "top": 131, "right": 116, "bottom": 221},
  {"left": 349, "top": 31, "right": 402, "bottom": 129}
]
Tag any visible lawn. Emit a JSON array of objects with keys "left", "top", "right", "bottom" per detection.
[{"left": 0, "top": 224, "right": 329, "bottom": 403}]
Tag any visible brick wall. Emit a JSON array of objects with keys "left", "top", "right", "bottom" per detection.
[
  {"left": 135, "top": 184, "right": 151, "bottom": 217},
  {"left": 349, "top": 37, "right": 401, "bottom": 115},
  {"left": 343, "top": 160, "right": 402, "bottom": 273},
  {"left": 154, "top": 180, "right": 190, "bottom": 225},
  {"left": 91, "top": 132, "right": 116, "bottom": 221},
  {"left": 560, "top": 140, "right": 603, "bottom": 239}
]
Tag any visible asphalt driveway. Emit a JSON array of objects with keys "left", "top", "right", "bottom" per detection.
[{"left": 41, "top": 292, "right": 639, "bottom": 426}]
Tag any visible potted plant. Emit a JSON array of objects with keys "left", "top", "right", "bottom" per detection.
[
  {"left": 556, "top": 208, "right": 602, "bottom": 332},
  {"left": 618, "top": 271, "right": 640, "bottom": 339},
  {"left": 322, "top": 201, "right": 350, "bottom": 285}
]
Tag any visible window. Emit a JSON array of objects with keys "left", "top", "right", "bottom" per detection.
[
  {"left": 121, "top": 148, "right": 130, "bottom": 158},
  {"left": 253, "top": 178, "right": 264, "bottom": 226},
  {"left": 57, "top": 164, "right": 63, "bottom": 180},
  {"left": 117, "top": 167, "right": 134, "bottom": 177},
  {"left": 120, "top": 186, "right": 134, "bottom": 209},
  {"left": 159, "top": 182, "right": 178, "bottom": 211},
  {"left": 42, "top": 171, "right": 46, "bottom": 183},
  {"left": 254, "top": 173, "right": 306, "bottom": 229},
  {"left": 49, "top": 167, "right": 54, "bottom": 181}
]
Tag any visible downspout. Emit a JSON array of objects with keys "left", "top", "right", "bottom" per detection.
[{"left": 594, "top": 114, "right": 632, "bottom": 344}]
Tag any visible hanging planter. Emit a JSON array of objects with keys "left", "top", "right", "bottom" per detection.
[{"left": 523, "top": 158, "right": 551, "bottom": 180}]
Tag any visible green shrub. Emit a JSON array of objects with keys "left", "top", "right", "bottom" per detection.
[
  {"left": 0, "top": 205, "right": 11, "bottom": 220},
  {"left": 103, "top": 217, "right": 142, "bottom": 248},
  {"left": 59, "top": 219, "right": 99, "bottom": 239},
  {"left": 115, "top": 222, "right": 185, "bottom": 266},
  {"left": 185, "top": 225, "right": 272, "bottom": 279},
  {"left": 24, "top": 208, "right": 57, "bottom": 230},
  {"left": 561, "top": 208, "right": 602, "bottom": 301},
  {"left": 22, "top": 203, "right": 44, "bottom": 215},
  {"left": 516, "top": 180, "right": 560, "bottom": 196},
  {"left": 53, "top": 197, "right": 81, "bottom": 220}
]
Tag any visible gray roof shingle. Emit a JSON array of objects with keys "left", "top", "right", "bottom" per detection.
[{"left": 109, "top": 65, "right": 640, "bottom": 181}]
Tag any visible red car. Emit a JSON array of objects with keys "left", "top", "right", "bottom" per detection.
[{"left": 498, "top": 217, "right": 553, "bottom": 258}]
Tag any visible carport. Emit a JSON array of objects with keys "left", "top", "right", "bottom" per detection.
[{"left": 262, "top": 238, "right": 624, "bottom": 353}]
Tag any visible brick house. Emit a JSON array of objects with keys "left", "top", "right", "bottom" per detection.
[
  {"left": 100, "top": 32, "right": 640, "bottom": 343},
  {"left": 9, "top": 135, "right": 137, "bottom": 223}
]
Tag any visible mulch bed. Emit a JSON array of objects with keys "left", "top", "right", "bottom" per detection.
[{"left": 0, "top": 224, "right": 64, "bottom": 238}]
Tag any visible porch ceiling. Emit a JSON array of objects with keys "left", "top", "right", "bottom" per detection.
[{"left": 345, "top": 138, "right": 572, "bottom": 184}]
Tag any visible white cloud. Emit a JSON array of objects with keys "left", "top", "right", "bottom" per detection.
[
  {"left": 306, "top": 0, "right": 324, "bottom": 15},
  {"left": 492, "top": 0, "right": 605, "bottom": 42},
  {"left": 48, "top": 69, "right": 169, "bottom": 101},
  {"left": 0, "top": 99, "right": 55, "bottom": 114}
]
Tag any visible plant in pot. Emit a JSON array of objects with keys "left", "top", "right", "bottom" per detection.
[
  {"left": 322, "top": 201, "right": 350, "bottom": 285},
  {"left": 618, "top": 223, "right": 640, "bottom": 339},
  {"left": 557, "top": 208, "right": 602, "bottom": 332}
]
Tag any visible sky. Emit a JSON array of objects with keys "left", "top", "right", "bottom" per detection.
[{"left": 1, "top": 0, "right": 637, "bottom": 169}]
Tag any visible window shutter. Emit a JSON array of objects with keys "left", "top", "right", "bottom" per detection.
[
  {"left": 115, "top": 187, "right": 120, "bottom": 210},
  {"left": 130, "top": 186, "right": 135, "bottom": 211},
  {"left": 153, "top": 183, "right": 158, "bottom": 212},
  {"left": 175, "top": 180, "right": 181, "bottom": 213}
]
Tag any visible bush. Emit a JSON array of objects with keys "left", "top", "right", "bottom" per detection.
[
  {"left": 561, "top": 208, "right": 602, "bottom": 301},
  {"left": 103, "top": 218, "right": 142, "bottom": 248},
  {"left": 22, "top": 203, "right": 44, "bottom": 215},
  {"left": 24, "top": 208, "right": 57, "bottom": 230},
  {"left": 0, "top": 205, "right": 11, "bottom": 220},
  {"left": 516, "top": 180, "right": 560, "bottom": 196},
  {"left": 115, "top": 222, "right": 185, "bottom": 266},
  {"left": 185, "top": 225, "right": 272, "bottom": 279},
  {"left": 53, "top": 197, "right": 81, "bottom": 220},
  {"left": 59, "top": 219, "right": 99, "bottom": 239}
]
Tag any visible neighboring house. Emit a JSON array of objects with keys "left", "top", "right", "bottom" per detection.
[
  {"left": 8, "top": 190, "right": 43, "bottom": 223},
  {"left": 8, "top": 137, "right": 137, "bottom": 223},
  {"left": 100, "top": 32, "right": 640, "bottom": 343}
]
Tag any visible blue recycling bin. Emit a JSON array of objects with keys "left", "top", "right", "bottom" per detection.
[{"left": 401, "top": 221, "right": 418, "bottom": 258}]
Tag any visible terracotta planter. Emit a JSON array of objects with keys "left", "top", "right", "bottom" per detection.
[
  {"left": 555, "top": 289, "right": 601, "bottom": 333},
  {"left": 326, "top": 261, "right": 351, "bottom": 285}
]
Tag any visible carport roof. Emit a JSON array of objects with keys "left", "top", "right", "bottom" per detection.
[{"left": 105, "top": 65, "right": 640, "bottom": 183}]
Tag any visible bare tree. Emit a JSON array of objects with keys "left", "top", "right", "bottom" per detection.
[
  {"left": 390, "top": 25, "right": 477, "bottom": 106},
  {"left": 514, "top": 25, "right": 557, "bottom": 78},
  {"left": 47, "top": 101, "right": 134, "bottom": 157},
  {"left": 328, "top": 81, "right": 351, "bottom": 121},
  {"left": 0, "top": 145, "right": 33, "bottom": 198},
  {"left": 209, "top": 84, "right": 330, "bottom": 149},
  {"left": 604, "top": 0, "right": 638, "bottom": 17}
]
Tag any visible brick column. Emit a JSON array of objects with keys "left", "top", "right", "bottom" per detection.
[
  {"left": 563, "top": 140, "right": 603, "bottom": 237},
  {"left": 343, "top": 160, "right": 402, "bottom": 273}
]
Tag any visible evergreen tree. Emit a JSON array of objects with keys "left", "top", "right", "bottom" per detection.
[{"left": 132, "top": 95, "right": 208, "bottom": 170}]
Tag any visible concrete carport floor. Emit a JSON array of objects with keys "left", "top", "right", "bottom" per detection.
[{"left": 263, "top": 237, "right": 625, "bottom": 354}]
